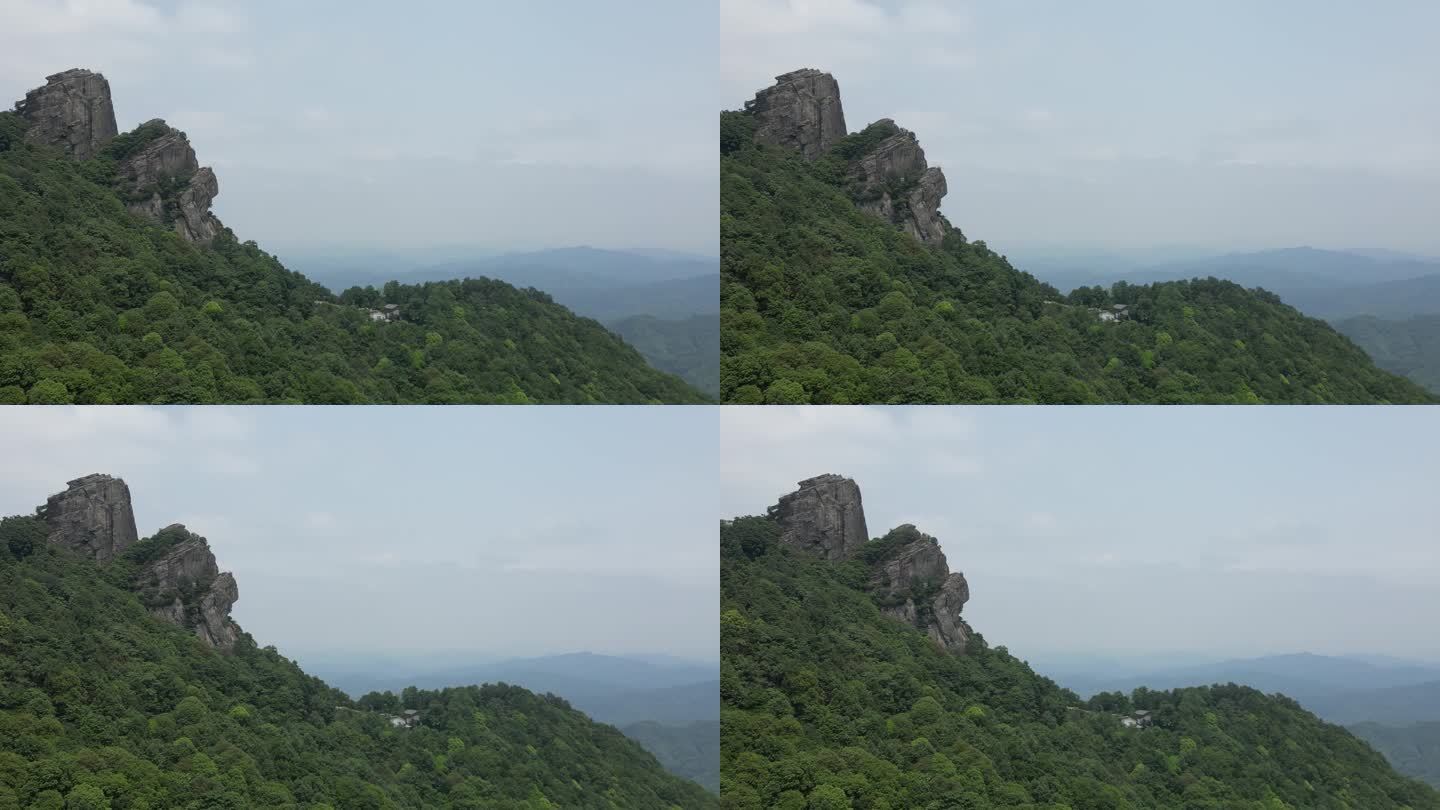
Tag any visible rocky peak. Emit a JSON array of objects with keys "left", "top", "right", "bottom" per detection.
[
  {"left": 746, "top": 68, "right": 847, "bottom": 160},
  {"left": 14, "top": 70, "right": 223, "bottom": 244},
  {"left": 130, "top": 524, "right": 240, "bottom": 651},
  {"left": 866, "top": 525, "right": 971, "bottom": 653},
  {"left": 846, "top": 120, "right": 949, "bottom": 246},
  {"left": 15, "top": 68, "right": 118, "bottom": 160},
  {"left": 769, "top": 473, "right": 870, "bottom": 561},
  {"left": 41, "top": 473, "right": 139, "bottom": 562},
  {"left": 35, "top": 477, "right": 241, "bottom": 651}
]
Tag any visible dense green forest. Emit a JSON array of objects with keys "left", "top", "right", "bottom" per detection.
[
  {"left": 0, "top": 111, "right": 707, "bottom": 404},
  {"left": 719, "top": 516, "right": 1440, "bottom": 808},
  {"left": 0, "top": 515, "right": 715, "bottom": 808},
  {"left": 1334, "top": 315, "right": 1440, "bottom": 394},
  {"left": 719, "top": 111, "right": 1435, "bottom": 404},
  {"left": 623, "top": 721, "right": 721, "bottom": 794},
  {"left": 610, "top": 314, "right": 721, "bottom": 397}
]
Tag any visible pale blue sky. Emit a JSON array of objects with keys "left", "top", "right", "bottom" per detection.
[
  {"left": 0, "top": 406, "right": 719, "bottom": 661},
  {"left": 1, "top": 0, "right": 717, "bottom": 253},
  {"left": 723, "top": 0, "right": 1440, "bottom": 254},
  {"left": 721, "top": 406, "right": 1440, "bottom": 661}
]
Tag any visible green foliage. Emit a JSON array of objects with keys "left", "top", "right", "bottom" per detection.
[
  {"left": 0, "top": 118, "right": 708, "bottom": 404},
  {"left": 623, "top": 721, "right": 719, "bottom": 794},
  {"left": 718, "top": 114, "right": 1436, "bottom": 403},
  {"left": 1351, "top": 722, "right": 1440, "bottom": 788},
  {"left": 720, "top": 516, "right": 1440, "bottom": 808},
  {"left": 0, "top": 523, "right": 716, "bottom": 808}
]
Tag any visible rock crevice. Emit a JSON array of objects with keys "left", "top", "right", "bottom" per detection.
[
  {"left": 769, "top": 473, "right": 869, "bottom": 561},
  {"left": 41, "top": 474, "right": 139, "bottom": 563},
  {"left": 15, "top": 68, "right": 118, "bottom": 160}
]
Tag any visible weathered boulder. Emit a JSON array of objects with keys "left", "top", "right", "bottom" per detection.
[
  {"left": 867, "top": 524, "right": 972, "bottom": 653},
  {"left": 847, "top": 122, "right": 949, "bottom": 246},
  {"left": 132, "top": 524, "right": 241, "bottom": 650},
  {"left": 15, "top": 68, "right": 118, "bottom": 160},
  {"left": 769, "top": 474, "right": 870, "bottom": 561},
  {"left": 746, "top": 68, "right": 847, "bottom": 160},
  {"left": 42, "top": 474, "right": 139, "bottom": 562}
]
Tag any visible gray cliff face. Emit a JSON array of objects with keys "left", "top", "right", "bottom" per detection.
[
  {"left": 769, "top": 474, "right": 869, "bottom": 561},
  {"left": 42, "top": 474, "right": 139, "bottom": 563},
  {"left": 868, "top": 526, "right": 971, "bottom": 653},
  {"left": 14, "top": 70, "right": 223, "bottom": 244},
  {"left": 770, "top": 476, "right": 973, "bottom": 654},
  {"left": 15, "top": 68, "right": 118, "bottom": 160},
  {"left": 133, "top": 524, "right": 241, "bottom": 650},
  {"left": 746, "top": 68, "right": 847, "bottom": 160},
  {"left": 114, "top": 121, "right": 224, "bottom": 244},
  {"left": 847, "top": 122, "right": 949, "bottom": 246},
  {"left": 37, "top": 476, "right": 241, "bottom": 651}
]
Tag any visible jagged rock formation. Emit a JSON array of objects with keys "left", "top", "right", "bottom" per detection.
[
  {"left": 12, "top": 69, "right": 223, "bottom": 243},
  {"left": 771, "top": 475, "right": 972, "bottom": 653},
  {"left": 37, "top": 475, "right": 240, "bottom": 650},
  {"left": 846, "top": 120, "right": 950, "bottom": 246},
  {"left": 745, "top": 68, "right": 847, "bottom": 160},
  {"left": 867, "top": 525, "right": 972, "bottom": 653},
  {"left": 15, "top": 68, "right": 118, "bottom": 160},
  {"left": 769, "top": 474, "right": 869, "bottom": 561},
  {"left": 132, "top": 524, "right": 241, "bottom": 650},
  {"left": 41, "top": 474, "right": 139, "bottom": 562},
  {"left": 114, "top": 120, "right": 223, "bottom": 242},
  {"left": 746, "top": 70, "right": 951, "bottom": 246}
]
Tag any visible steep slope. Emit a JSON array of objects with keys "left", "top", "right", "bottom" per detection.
[
  {"left": 1350, "top": 723, "right": 1440, "bottom": 788},
  {"left": 623, "top": 721, "right": 720, "bottom": 794},
  {"left": 0, "top": 475, "right": 715, "bottom": 809},
  {"left": 719, "top": 70, "right": 1435, "bottom": 404},
  {"left": 719, "top": 475, "right": 1440, "bottom": 808},
  {"left": 0, "top": 69, "right": 708, "bottom": 404},
  {"left": 610, "top": 314, "right": 720, "bottom": 397},
  {"left": 1334, "top": 314, "right": 1440, "bottom": 393}
]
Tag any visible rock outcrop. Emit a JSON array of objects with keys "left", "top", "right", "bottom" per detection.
[
  {"left": 13, "top": 70, "right": 223, "bottom": 244},
  {"left": 868, "top": 525, "right": 972, "bottom": 653},
  {"left": 846, "top": 120, "right": 950, "bottom": 246},
  {"left": 132, "top": 524, "right": 241, "bottom": 650},
  {"left": 41, "top": 474, "right": 139, "bottom": 562},
  {"left": 769, "top": 475, "right": 973, "bottom": 653},
  {"left": 15, "top": 68, "right": 118, "bottom": 160},
  {"left": 769, "top": 474, "right": 869, "bottom": 561},
  {"left": 36, "top": 475, "right": 241, "bottom": 651},
  {"left": 746, "top": 68, "right": 847, "bottom": 160},
  {"left": 744, "top": 70, "right": 951, "bottom": 246},
  {"left": 114, "top": 121, "right": 223, "bottom": 243}
]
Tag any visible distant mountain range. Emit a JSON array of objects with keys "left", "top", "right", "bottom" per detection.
[{"left": 1043, "top": 652, "right": 1440, "bottom": 786}]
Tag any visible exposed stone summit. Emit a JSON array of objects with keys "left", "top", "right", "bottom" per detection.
[
  {"left": 746, "top": 68, "right": 847, "bottom": 160},
  {"left": 769, "top": 475, "right": 973, "bottom": 654},
  {"left": 13, "top": 69, "right": 224, "bottom": 243},
  {"left": 769, "top": 473, "right": 869, "bottom": 561},
  {"left": 37, "top": 475, "right": 242, "bottom": 651},
  {"left": 15, "top": 68, "right": 118, "bottom": 160},
  {"left": 42, "top": 473, "right": 139, "bottom": 562}
]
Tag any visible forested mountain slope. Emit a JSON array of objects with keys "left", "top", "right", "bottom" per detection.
[
  {"left": 719, "top": 474, "right": 1440, "bottom": 808},
  {"left": 0, "top": 475, "right": 715, "bottom": 809},
  {"left": 719, "top": 70, "right": 1434, "bottom": 404},
  {"left": 0, "top": 69, "right": 707, "bottom": 404}
]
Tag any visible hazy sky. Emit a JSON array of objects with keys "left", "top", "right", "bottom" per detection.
[
  {"left": 722, "top": 0, "right": 1440, "bottom": 255},
  {"left": 0, "top": 406, "right": 719, "bottom": 662},
  {"left": 721, "top": 406, "right": 1440, "bottom": 662},
  {"left": 0, "top": 0, "right": 717, "bottom": 254}
]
